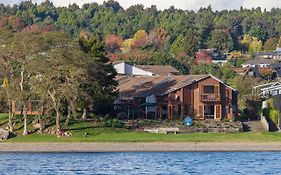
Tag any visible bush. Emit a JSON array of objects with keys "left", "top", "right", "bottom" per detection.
[
  {"left": 111, "top": 119, "right": 125, "bottom": 128},
  {"left": 138, "top": 119, "right": 158, "bottom": 126},
  {"left": 102, "top": 118, "right": 125, "bottom": 128},
  {"left": 262, "top": 108, "right": 270, "bottom": 119},
  {"left": 270, "top": 109, "right": 279, "bottom": 125}
]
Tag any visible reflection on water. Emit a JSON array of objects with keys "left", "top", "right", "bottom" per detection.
[{"left": 0, "top": 152, "right": 279, "bottom": 174}]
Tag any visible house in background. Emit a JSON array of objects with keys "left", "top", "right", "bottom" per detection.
[
  {"left": 115, "top": 74, "right": 238, "bottom": 120},
  {"left": 113, "top": 61, "right": 180, "bottom": 76},
  {"left": 254, "top": 47, "right": 281, "bottom": 60},
  {"left": 195, "top": 49, "right": 227, "bottom": 65},
  {"left": 241, "top": 59, "right": 281, "bottom": 69},
  {"left": 241, "top": 59, "right": 281, "bottom": 80}
]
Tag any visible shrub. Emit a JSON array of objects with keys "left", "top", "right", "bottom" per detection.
[
  {"left": 111, "top": 119, "right": 125, "bottom": 128},
  {"left": 101, "top": 118, "right": 125, "bottom": 128},
  {"left": 270, "top": 109, "right": 279, "bottom": 125},
  {"left": 262, "top": 108, "right": 270, "bottom": 119},
  {"left": 267, "top": 98, "right": 274, "bottom": 109},
  {"left": 138, "top": 119, "right": 161, "bottom": 127}
]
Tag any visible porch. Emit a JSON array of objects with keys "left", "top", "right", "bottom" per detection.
[{"left": 198, "top": 104, "right": 222, "bottom": 120}]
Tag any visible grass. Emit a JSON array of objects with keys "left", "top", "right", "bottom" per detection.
[{"left": 1, "top": 114, "right": 281, "bottom": 142}]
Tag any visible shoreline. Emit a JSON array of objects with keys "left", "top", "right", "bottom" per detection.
[{"left": 1, "top": 142, "right": 281, "bottom": 152}]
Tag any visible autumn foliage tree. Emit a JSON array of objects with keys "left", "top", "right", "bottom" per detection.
[
  {"left": 104, "top": 34, "right": 123, "bottom": 53},
  {"left": 147, "top": 27, "right": 169, "bottom": 49},
  {"left": 130, "top": 30, "right": 148, "bottom": 49}
]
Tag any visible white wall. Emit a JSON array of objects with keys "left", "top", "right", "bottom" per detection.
[
  {"left": 114, "top": 62, "right": 154, "bottom": 76},
  {"left": 114, "top": 62, "right": 126, "bottom": 74},
  {"left": 132, "top": 66, "right": 153, "bottom": 76}
]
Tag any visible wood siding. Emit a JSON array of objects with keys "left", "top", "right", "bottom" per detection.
[{"left": 160, "top": 76, "right": 238, "bottom": 120}]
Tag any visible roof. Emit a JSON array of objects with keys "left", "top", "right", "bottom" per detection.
[
  {"left": 243, "top": 59, "right": 281, "bottom": 65},
  {"left": 233, "top": 68, "right": 250, "bottom": 74},
  {"left": 112, "top": 61, "right": 127, "bottom": 65},
  {"left": 117, "top": 74, "right": 236, "bottom": 100},
  {"left": 258, "top": 67, "right": 275, "bottom": 76},
  {"left": 135, "top": 65, "right": 180, "bottom": 75}
]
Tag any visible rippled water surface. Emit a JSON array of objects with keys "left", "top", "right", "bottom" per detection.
[{"left": 0, "top": 152, "right": 280, "bottom": 174}]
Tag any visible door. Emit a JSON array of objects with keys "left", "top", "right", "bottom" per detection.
[{"left": 214, "top": 105, "right": 222, "bottom": 120}]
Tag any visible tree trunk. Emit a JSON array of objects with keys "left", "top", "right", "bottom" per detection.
[
  {"left": 82, "top": 108, "right": 87, "bottom": 120},
  {"left": 70, "top": 101, "right": 77, "bottom": 120},
  {"left": 48, "top": 90, "right": 61, "bottom": 134},
  {"left": 56, "top": 108, "right": 60, "bottom": 131},
  {"left": 38, "top": 104, "right": 45, "bottom": 135},
  {"left": 38, "top": 115, "right": 43, "bottom": 135},
  {"left": 8, "top": 101, "right": 13, "bottom": 132},
  {"left": 22, "top": 104, "right": 28, "bottom": 136},
  {"left": 65, "top": 105, "right": 71, "bottom": 126},
  {"left": 19, "top": 105, "right": 23, "bottom": 123}
]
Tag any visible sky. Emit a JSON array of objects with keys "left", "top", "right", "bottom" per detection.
[{"left": 1, "top": 0, "right": 281, "bottom": 11}]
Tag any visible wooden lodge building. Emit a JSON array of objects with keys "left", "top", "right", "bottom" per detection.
[{"left": 114, "top": 74, "right": 238, "bottom": 120}]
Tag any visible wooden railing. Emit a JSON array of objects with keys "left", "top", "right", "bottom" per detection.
[{"left": 200, "top": 93, "right": 221, "bottom": 102}]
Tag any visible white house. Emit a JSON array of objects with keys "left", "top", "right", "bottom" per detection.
[{"left": 241, "top": 59, "right": 281, "bottom": 69}]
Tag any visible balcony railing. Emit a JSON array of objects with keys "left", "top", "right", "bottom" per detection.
[{"left": 201, "top": 93, "right": 221, "bottom": 102}]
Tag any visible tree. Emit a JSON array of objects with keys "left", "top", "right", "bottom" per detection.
[
  {"left": 131, "top": 30, "right": 148, "bottom": 49},
  {"left": 264, "top": 38, "right": 278, "bottom": 51},
  {"left": 104, "top": 34, "right": 123, "bottom": 53},
  {"left": 79, "top": 33, "right": 118, "bottom": 116},
  {"left": 28, "top": 32, "right": 91, "bottom": 132},
  {"left": 208, "top": 29, "right": 233, "bottom": 53},
  {"left": 249, "top": 37, "right": 262, "bottom": 53},
  {"left": 121, "top": 38, "right": 134, "bottom": 53},
  {"left": 184, "top": 28, "right": 200, "bottom": 57},
  {"left": 0, "top": 30, "right": 23, "bottom": 132},
  {"left": 169, "top": 34, "right": 186, "bottom": 58},
  {"left": 249, "top": 26, "right": 268, "bottom": 42},
  {"left": 278, "top": 36, "right": 281, "bottom": 47},
  {"left": 232, "top": 76, "right": 254, "bottom": 108},
  {"left": 147, "top": 27, "right": 169, "bottom": 50}
]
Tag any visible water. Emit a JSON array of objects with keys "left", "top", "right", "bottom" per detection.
[{"left": 0, "top": 152, "right": 280, "bottom": 174}]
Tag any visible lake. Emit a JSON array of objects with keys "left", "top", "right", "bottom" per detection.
[{"left": 0, "top": 152, "right": 279, "bottom": 174}]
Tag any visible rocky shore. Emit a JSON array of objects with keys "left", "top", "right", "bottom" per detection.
[{"left": 0, "top": 142, "right": 281, "bottom": 152}]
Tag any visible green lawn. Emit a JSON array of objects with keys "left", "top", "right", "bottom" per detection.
[
  {"left": 1, "top": 114, "right": 281, "bottom": 142},
  {"left": 8, "top": 129, "right": 281, "bottom": 143}
]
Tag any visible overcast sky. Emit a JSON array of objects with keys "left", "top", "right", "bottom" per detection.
[{"left": 2, "top": 0, "right": 281, "bottom": 11}]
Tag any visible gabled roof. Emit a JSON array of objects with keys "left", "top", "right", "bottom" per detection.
[{"left": 117, "top": 74, "right": 236, "bottom": 100}]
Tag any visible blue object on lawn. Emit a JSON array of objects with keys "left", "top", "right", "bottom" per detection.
[{"left": 184, "top": 116, "right": 193, "bottom": 126}]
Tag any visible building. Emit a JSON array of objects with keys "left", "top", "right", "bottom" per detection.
[
  {"left": 12, "top": 101, "right": 43, "bottom": 115},
  {"left": 115, "top": 74, "right": 238, "bottom": 120},
  {"left": 212, "top": 59, "right": 228, "bottom": 66},
  {"left": 241, "top": 59, "right": 281, "bottom": 69},
  {"left": 255, "top": 47, "right": 281, "bottom": 60},
  {"left": 114, "top": 61, "right": 180, "bottom": 76},
  {"left": 195, "top": 49, "right": 226, "bottom": 64},
  {"left": 241, "top": 59, "right": 281, "bottom": 79}
]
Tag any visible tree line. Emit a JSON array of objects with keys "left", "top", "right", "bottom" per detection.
[
  {"left": 0, "top": 29, "right": 117, "bottom": 135},
  {"left": 1, "top": 1, "right": 281, "bottom": 73}
]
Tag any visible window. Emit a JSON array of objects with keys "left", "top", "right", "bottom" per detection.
[
  {"left": 204, "top": 85, "right": 214, "bottom": 93},
  {"left": 203, "top": 85, "right": 219, "bottom": 93}
]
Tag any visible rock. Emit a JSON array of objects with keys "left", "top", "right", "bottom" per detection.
[
  {"left": 207, "top": 128, "right": 223, "bottom": 133},
  {"left": 64, "top": 132, "right": 72, "bottom": 137},
  {"left": 32, "top": 119, "right": 39, "bottom": 125},
  {"left": 33, "top": 123, "right": 41, "bottom": 129},
  {"left": 0, "top": 128, "right": 13, "bottom": 140}
]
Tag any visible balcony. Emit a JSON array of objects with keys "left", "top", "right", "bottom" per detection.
[{"left": 201, "top": 93, "right": 221, "bottom": 102}]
